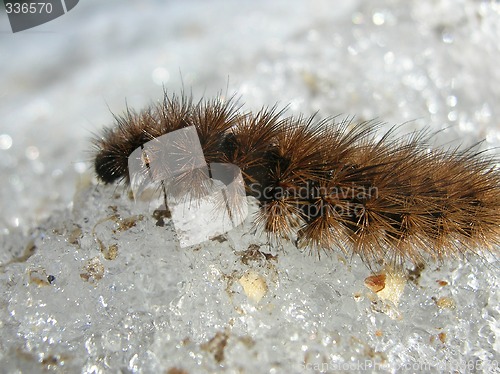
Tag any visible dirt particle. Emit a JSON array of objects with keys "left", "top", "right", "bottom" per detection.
[
  {"left": 68, "top": 225, "right": 82, "bottom": 245},
  {"left": 210, "top": 234, "right": 227, "bottom": 243},
  {"left": 80, "top": 257, "right": 105, "bottom": 284},
  {"left": 102, "top": 244, "right": 119, "bottom": 260},
  {"left": 166, "top": 368, "right": 189, "bottom": 374},
  {"left": 365, "top": 274, "right": 386, "bottom": 293},
  {"left": 153, "top": 207, "right": 171, "bottom": 227},
  {"left": 434, "top": 296, "right": 455, "bottom": 309},
  {"left": 239, "top": 244, "right": 277, "bottom": 265},
  {"left": 239, "top": 270, "right": 268, "bottom": 303},
  {"left": 201, "top": 331, "right": 229, "bottom": 364},
  {"left": 438, "top": 332, "right": 447, "bottom": 343},
  {"left": 28, "top": 268, "right": 52, "bottom": 286}
]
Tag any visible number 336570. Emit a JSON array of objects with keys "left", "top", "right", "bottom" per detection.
[{"left": 5, "top": 2, "right": 53, "bottom": 14}]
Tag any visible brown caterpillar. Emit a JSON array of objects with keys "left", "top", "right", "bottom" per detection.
[{"left": 92, "top": 91, "right": 500, "bottom": 266}]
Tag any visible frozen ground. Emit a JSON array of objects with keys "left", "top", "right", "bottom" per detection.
[{"left": 0, "top": 0, "right": 499, "bottom": 372}]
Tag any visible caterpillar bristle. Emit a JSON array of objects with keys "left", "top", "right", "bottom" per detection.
[
  {"left": 92, "top": 91, "right": 500, "bottom": 267},
  {"left": 221, "top": 105, "right": 286, "bottom": 185}
]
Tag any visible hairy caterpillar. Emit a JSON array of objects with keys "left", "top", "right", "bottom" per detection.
[{"left": 92, "top": 91, "right": 500, "bottom": 266}]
